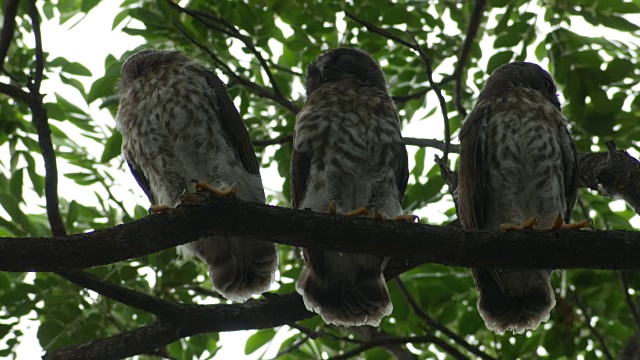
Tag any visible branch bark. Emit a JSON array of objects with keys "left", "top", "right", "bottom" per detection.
[
  {"left": 578, "top": 141, "right": 640, "bottom": 214},
  {"left": 1, "top": 194, "right": 640, "bottom": 273}
]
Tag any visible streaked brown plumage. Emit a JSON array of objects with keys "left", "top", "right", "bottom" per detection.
[
  {"left": 292, "top": 48, "right": 409, "bottom": 326},
  {"left": 458, "top": 62, "right": 579, "bottom": 333},
  {"left": 117, "top": 50, "right": 278, "bottom": 302}
]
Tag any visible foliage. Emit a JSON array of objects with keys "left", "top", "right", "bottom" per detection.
[{"left": 1, "top": 0, "right": 640, "bottom": 359}]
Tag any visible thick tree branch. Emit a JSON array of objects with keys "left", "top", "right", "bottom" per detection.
[
  {"left": 578, "top": 141, "right": 640, "bottom": 214},
  {"left": 2, "top": 194, "right": 640, "bottom": 272},
  {"left": 453, "top": 0, "right": 486, "bottom": 119},
  {"left": 253, "top": 135, "right": 293, "bottom": 147},
  {"left": 44, "top": 261, "right": 422, "bottom": 360},
  {"left": 25, "top": 0, "right": 65, "bottom": 237},
  {"left": 0, "top": 0, "right": 20, "bottom": 71}
]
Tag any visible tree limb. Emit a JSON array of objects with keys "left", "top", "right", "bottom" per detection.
[
  {"left": 578, "top": 140, "right": 640, "bottom": 215},
  {"left": 0, "top": 0, "right": 20, "bottom": 71},
  {"left": 2, "top": 193, "right": 640, "bottom": 272},
  {"left": 453, "top": 0, "right": 486, "bottom": 119},
  {"left": 44, "top": 261, "right": 424, "bottom": 360}
]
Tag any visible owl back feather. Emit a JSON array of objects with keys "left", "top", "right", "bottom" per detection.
[{"left": 118, "top": 49, "right": 278, "bottom": 302}]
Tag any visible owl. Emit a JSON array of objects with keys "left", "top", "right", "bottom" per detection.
[
  {"left": 291, "top": 48, "right": 409, "bottom": 326},
  {"left": 458, "top": 62, "right": 587, "bottom": 333},
  {"left": 117, "top": 49, "right": 278, "bottom": 302}
]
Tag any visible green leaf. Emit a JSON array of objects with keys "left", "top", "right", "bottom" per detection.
[
  {"left": 487, "top": 50, "right": 514, "bottom": 74},
  {"left": 101, "top": 131, "right": 122, "bottom": 163},
  {"left": 9, "top": 168, "right": 24, "bottom": 203},
  {"left": 244, "top": 328, "right": 276, "bottom": 354}
]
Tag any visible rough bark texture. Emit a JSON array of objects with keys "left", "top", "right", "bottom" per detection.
[
  {"left": 0, "top": 193, "right": 639, "bottom": 273},
  {"left": 579, "top": 142, "right": 640, "bottom": 213}
]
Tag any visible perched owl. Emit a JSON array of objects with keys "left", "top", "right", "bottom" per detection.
[
  {"left": 458, "top": 62, "right": 585, "bottom": 333},
  {"left": 117, "top": 50, "right": 278, "bottom": 302},
  {"left": 291, "top": 48, "right": 409, "bottom": 326}
]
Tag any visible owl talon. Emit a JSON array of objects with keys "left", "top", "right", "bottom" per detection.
[
  {"left": 500, "top": 217, "right": 539, "bottom": 231},
  {"left": 393, "top": 214, "right": 420, "bottom": 223},
  {"left": 373, "top": 211, "right": 386, "bottom": 219},
  {"left": 193, "top": 180, "right": 238, "bottom": 197},
  {"left": 344, "top": 207, "right": 369, "bottom": 217},
  {"left": 552, "top": 216, "right": 592, "bottom": 230},
  {"left": 150, "top": 204, "right": 173, "bottom": 214},
  {"left": 328, "top": 202, "right": 337, "bottom": 215}
]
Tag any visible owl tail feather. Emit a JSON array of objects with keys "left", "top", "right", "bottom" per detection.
[
  {"left": 296, "top": 263, "right": 392, "bottom": 327},
  {"left": 473, "top": 268, "right": 555, "bottom": 334},
  {"left": 180, "top": 237, "right": 278, "bottom": 303}
]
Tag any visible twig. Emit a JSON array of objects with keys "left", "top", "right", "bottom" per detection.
[
  {"left": 0, "top": 0, "right": 20, "bottom": 71},
  {"left": 270, "top": 334, "right": 310, "bottom": 359},
  {"left": 328, "top": 335, "right": 468, "bottom": 360},
  {"left": 406, "top": 33, "right": 451, "bottom": 166},
  {"left": 252, "top": 135, "right": 293, "bottom": 147},
  {"left": 453, "top": 0, "right": 486, "bottom": 119},
  {"left": 404, "top": 137, "right": 460, "bottom": 153},
  {"left": 287, "top": 323, "right": 362, "bottom": 343},
  {"left": 343, "top": 12, "right": 453, "bottom": 175},
  {"left": 166, "top": 1, "right": 283, "bottom": 96},
  {"left": 620, "top": 271, "right": 640, "bottom": 331},
  {"left": 572, "top": 292, "right": 614, "bottom": 360},
  {"left": 344, "top": 12, "right": 415, "bottom": 48},
  {"left": 57, "top": 270, "right": 180, "bottom": 318},
  {"left": 391, "top": 74, "right": 456, "bottom": 104},
  {"left": 173, "top": 24, "right": 301, "bottom": 114},
  {"left": 394, "top": 278, "right": 496, "bottom": 360}
]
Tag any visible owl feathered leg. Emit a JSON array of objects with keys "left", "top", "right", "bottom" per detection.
[{"left": 296, "top": 250, "right": 392, "bottom": 327}]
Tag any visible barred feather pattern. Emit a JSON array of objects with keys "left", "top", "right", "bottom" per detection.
[
  {"left": 117, "top": 50, "right": 277, "bottom": 302},
  {"left": 293, "top": 80, "right": 407, "bottom": 326},
  {"left": 459, "top": 76, "right": 578, "bottom": 333}
]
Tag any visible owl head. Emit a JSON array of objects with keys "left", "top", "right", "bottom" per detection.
[
  {"left": 305, "top": 47, "right": 387, "bottom": 96},
  {"left": 121, "top": 50, "right": 187, "bottom": 88},
  {"left": 482, "top": 62, "right": 561, "bottom": 110}
]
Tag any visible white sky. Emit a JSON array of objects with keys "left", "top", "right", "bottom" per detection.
[{"left": 8, "top": 1, "right": 640, "bottom": 359}]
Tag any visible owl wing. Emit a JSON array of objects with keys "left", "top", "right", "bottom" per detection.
[
  {"left": 458, "top": 104, "right": 490, "bottom": 230},
  {"left": 203, "top": 70, "right": 261, "bottom": 176},
  {"left": 291, "top": 145, "right": 311, "bottom": 210},
  {"left": 562, "top": 127, "right": 579, "bottom": 223},
  {"left": 124, "top": 150, "right": 156, "bottom": 205},
  {"left": 394, "top": 129, "right": 410, "bottom": 202}
]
